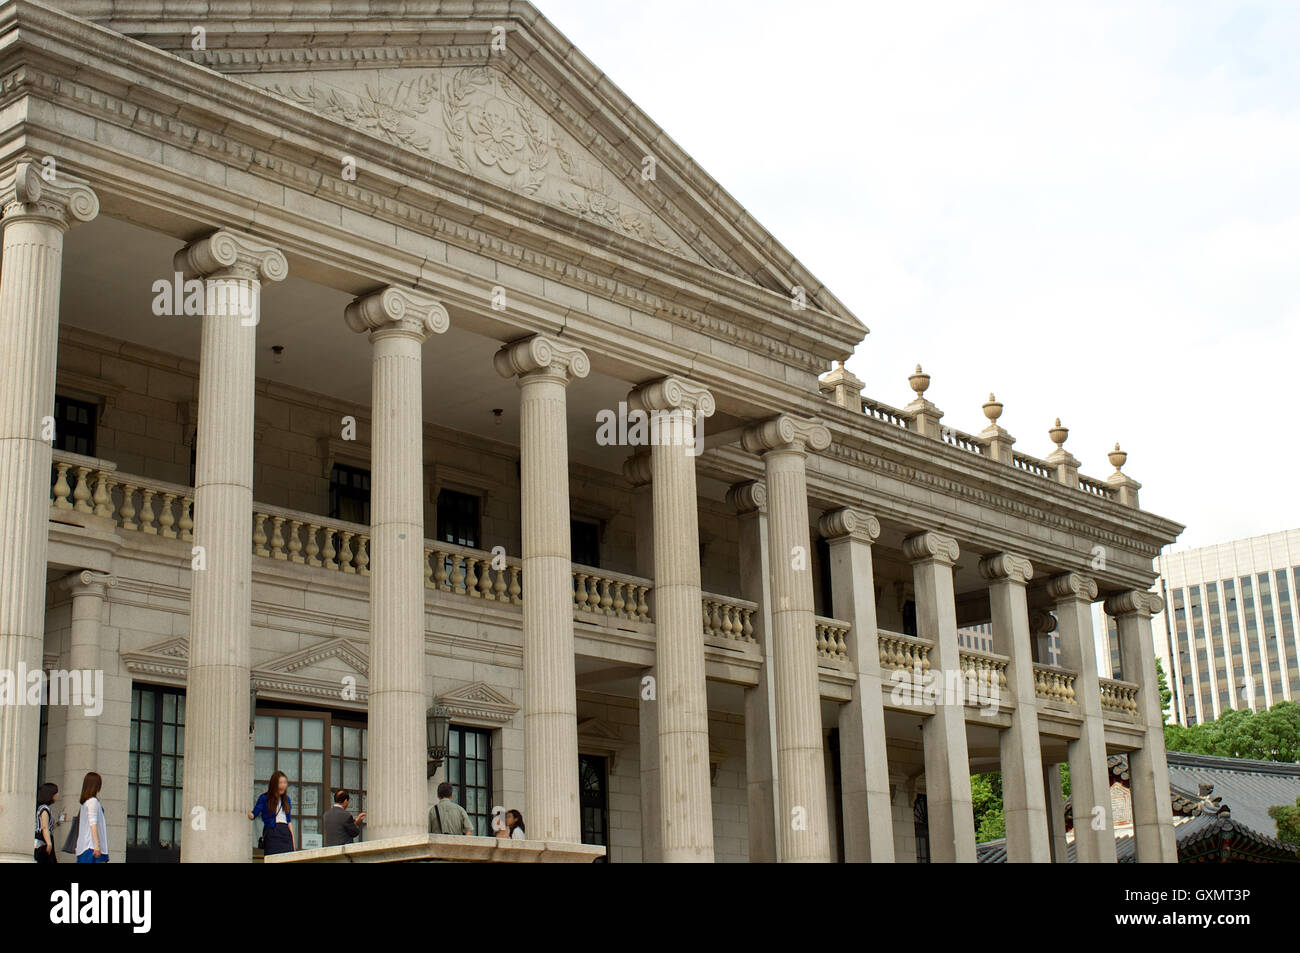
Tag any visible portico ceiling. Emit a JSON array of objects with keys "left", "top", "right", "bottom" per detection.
[{"left": 59, "top": 214, "right": 741, "bottom": 487}]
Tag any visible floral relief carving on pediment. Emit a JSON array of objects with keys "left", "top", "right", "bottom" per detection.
[{"left": 260, "top": 66, "right": 694, "bottom": 259}]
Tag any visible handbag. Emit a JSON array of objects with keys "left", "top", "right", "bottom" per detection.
[{"left": 61, "top": 813, "right": 79, "bottom": 855}]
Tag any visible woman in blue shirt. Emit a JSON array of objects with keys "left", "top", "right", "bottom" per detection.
[{"left": 248, "top": 770, "right": 295, "bottom": 855}]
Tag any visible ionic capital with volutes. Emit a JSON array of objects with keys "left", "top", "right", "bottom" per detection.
[
  {"left": 627, "top": 376, "right": 715, "bottom": 417},
  {"left": 740, "top": 414, "right": 831, "bottom": 457},
  {"left": 1046, "top": 572, "right": 1098, "bottom": 604},
  {"left": 494, "top": 334, "right": 590, "bottom": 385},
  {"left": 818, "top": 506, "right": 880, "bottom": 544},
  {"left": 60, "top": 570, "right": 116, "bottom": 599},
  {"left": 978, "top": 552, "right": 1034, "bottom": 585},
  {"left": 1103, "top": 590, "right": 1164, "bottom": 618},
  {"left": 174, "top": 229, "right": 288, "bottom": 283},
  {"left": 902, "top": 530, "right": 960, "bottom": 566},
  {"left": 1028, "top": 610, "right": 1058, "bottom": 636},
  {"left": 346, "top": 287, "right": 449, "bottom": 342},
  {"left": 726, "top": 480, "right": 768, "bottom": 516},
  {"left": 0, "top": 161, "right": 99, "bottom": 230}
]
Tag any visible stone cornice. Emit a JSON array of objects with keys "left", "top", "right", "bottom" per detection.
[
  {"left": 0, "top": 7, "right": 861, "bottom": 368},
  {"left": 493, "top": 334, "right": 590, "bottom": 384},
  {"left": 741, "top": 415, "right": 831, "bottom": 456},
  {"left": 345, "top": 286, "right": 450, "bottom": 341},
  {"left": 978, "top": 553, "right": 1034, "bottom": 585},
  {"left": 0, "top": 158, "right": 98, "bottom": 228},
  {"left": 818, "top": 507, "right": 880, "bottom": 544},
  {"left": 902, "top": 531, "right": 960, "bottom": 566}
]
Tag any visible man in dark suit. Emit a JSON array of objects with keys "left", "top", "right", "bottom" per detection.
[{"left": 323, "top": 788, "right": 364, "bottom": 848}]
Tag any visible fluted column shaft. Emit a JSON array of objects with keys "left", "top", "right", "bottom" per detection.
[
  {"left": 631, "top": 378, "right": 715, "bottom": 861},
  {"left": 730, "top": 480, "right": 780, "bottom": 862},
  {"left": 1043, "top": 762, "right": 1069, "bottom": 862},
  {"left": 904, "top": 530, "right": 976, "bottom": 863},
  {"left": 1049, "top": 573, "right": 1116, "bottom": 863},
  {"left": 821, "top": 508, "right": 894, "bottom": 862},
  {"left": 499, "top": 336, "right": 589, "bottom": 843},
  {"left": 61, "top": 572, "right": 114, "bottom": 815},
  {"left": 1106, "top": 590, "right": 1178, "bottom": 862},
  {"left": 179, "top": 230, "right": 286, "bottom": 863},
  {"left": 0, "top": 163, "right": 97, "bottom": 862},
  {"left": 348, "top": 288, "right": 447, "bottom": 840},
  {"left": 743, "top": 416, "right": 831, "bottom": 862},
  {"left": 626, "top": 453, "right": 662, "bottom": 862},
  {"left": 980, "top": 553, "right": 1049, "bottom": 862}
]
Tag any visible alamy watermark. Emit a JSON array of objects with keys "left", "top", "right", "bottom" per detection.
[
  {"left": 595, "top": 402, "right": 706, "bottom": 457},
  {"left": 889, "top": 664, "right": 1001, "bottom": 715},
  {"left": 0, "top": 663, "right": 103, "bottom": 716},
  {"left": 151, "top": 273, "right": 260, "bottom": 325}
]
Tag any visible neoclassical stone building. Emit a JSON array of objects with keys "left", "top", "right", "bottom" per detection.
[{"left": 0, "top": 1, "right": 1183, "bottom": 863}]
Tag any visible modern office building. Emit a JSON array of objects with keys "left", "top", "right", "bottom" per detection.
[
  {"left": 1, "top": 1, "right": 1183, "bottom": 864},
  {"left": 1141, "top": 529, "right": 1300, "bottom": 727}
]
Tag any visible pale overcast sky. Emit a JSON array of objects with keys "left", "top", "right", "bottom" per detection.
[{"left": 536, "top": 0, "right": 1300, "bottom": 552}]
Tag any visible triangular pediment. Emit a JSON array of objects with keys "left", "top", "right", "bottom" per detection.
[
  {"left": 260, "top": 637, "right": 369, "bottom": 678},
  {"left": 77, "top": 2, "right": 862, "bottom": 324},
  {"left": 438, "top": 681, "right": 520, "bottom": 725}
]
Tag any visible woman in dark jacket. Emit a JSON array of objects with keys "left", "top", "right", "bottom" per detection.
[{"left": 248, "top": 770, "right": 295, "bottom": 855}]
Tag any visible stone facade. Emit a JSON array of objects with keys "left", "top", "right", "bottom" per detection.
[{"left": 2, "top": 1, "right": 1183, "bottom": 863}]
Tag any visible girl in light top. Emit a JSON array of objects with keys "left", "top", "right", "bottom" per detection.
[
  {"left": 249, "top": 770, "right": 296, "bottom": 855},
  {"left": 75, "top": 772, "right": 109, "bottom": 863},
  {"left": 505, "top": 809, "right": 526, "bottom": 841}
]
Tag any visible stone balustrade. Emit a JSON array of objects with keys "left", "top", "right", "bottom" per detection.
[
  {"left": 1012, "top": 452, "right": 1053, "bottom": 479},
  {"left": 253, "top": 504, "right": 370, "bottom": 573},
  {"left": 942, "top": 427, "right": 985, "bottom": 455},
  {"left": 958, "top": 647, "right": 1009, "bottom": 691},
  {"left": 701, "top": 593, "right": 756, "bottom": 644},
  {"left": 1033, "top": 663, "right": 1077, "bottom": 705},
  {"left": 815, "top": 616, "right": 850, "bottom": 662},
  {"left": 51, "top": 452, "right": 196, "bottom": 539},
  {"left": 1099, "top": 677, "right": 1141, "bottom": 719},
  {"left": 428, "top": 540, "right": 520, "bottom": 603},
  {"left": 861, "top": 397, "right": 910, "bottom": 429},
  {"left": 877, "top": 630, "right": 933, "bottom": 673},
  {"left": 574, "top": 564, "right": 651, "bottom": 623}
]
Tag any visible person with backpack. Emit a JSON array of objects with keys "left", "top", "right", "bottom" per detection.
[
  {"left": 428, "top": 782, "right": 474, "bottom": 835},
  {"left": 75, "top": 772, "right": 109, "bottom": 863},
  {"left": 34, "top": 782, "right": 64, "bottom": 863},
  {"left": 248, "top": 770, "right": 296, "bottom": 855}
]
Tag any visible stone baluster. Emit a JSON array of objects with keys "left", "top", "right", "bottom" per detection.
[
  {"left": 286, "top": 519, "right": 303, "bottom": 563},
  {"left": 179, "top": 497, "right": 194, "bottom": 541},
  {"left": 252, "top": 513, "right": 269, "bottom": 557},
  {"left": 93, "top": 472, "right": 114, "bottom": 518},
  {"left": 139, "top": 488, "right": 157, "bottom": 534},
  {"left": 321, "top": 528, "right": 337, "bottom": 570},
  {"left": 119, "top": 483, "right": 138, "bottom": 529},
  {"left": 339, "top": 531, "right": 355, "bottom": 573},
  {"left": 465, "top": 556, "right": 480, "bottom": 597},
  {"left": 52, "top": 462, "right": 73, "bottom": 508},
  {"left": 269, "top": 516, "right": 286, "bottom": 559},
  {"left": 304, "top": 524, "right": 321, "bottom": 566},
  {"left": 158, "top": 493, "right": 177, "bottom": 538},
  {"left": 72, "top": 465, "right": 93, "bottom": 512}
]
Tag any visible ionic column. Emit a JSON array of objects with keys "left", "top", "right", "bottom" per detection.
[
  {"left": 1105, "top": 590, "right": 1178, "bottom": 862},
  {"left": 624, "top": 452, "right": 661, "bottom": 862},
  {"left": 820, "top": 507, "right": 894, "bottom": 862},
  {"left": 902, "top": 530, "right": 976, "bottom": 863},
  {"left": 346, "top": 288, "right": 448, "bottom": 840},
  {"left": 1029, "top": 610, "right": 1058, "bottom": 665},
  {"left": 979, "top": 553, "right": 1050, "bottom": 862},
  {"left": 496, "top": 335, "right": 590, "bottom": 843},
  {"left": 628, "top": 377, "right": 715, "bottom": 862},
  {"left": 59, "top": 571, "right": 115, "bottom": 812},
  {"left": 1047, "top": 572, "right": 1116, "bottom": 863},
  {"left": 177, "top": 229, "right": 286, "bottom": 863},
  {"left": 741, "top": 415, "right": 832, "bottom": 863},
  {"left": 0, "top": 162, "right": 97, "bottom": 862},
  {"left": 728, "top": 480, "right": 780, "bottom": 862}
]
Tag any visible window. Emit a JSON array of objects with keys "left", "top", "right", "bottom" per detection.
[
  {"left": 329, "top": 464, "right": 371, "bottom": 524},
  {"left": 436, "top": 490, "right": 480, "bottom": 549},
  {"left": 445, "top": 726, "right": 492, "bottom": 835},
  {"left": 578, "top": 754, "right": 609, "bottom": 853},
  {"left": 53, "top": 395, "right": 97, "bottom": 456},
  {"left": 913, "top": 794, "right": 930, "bottom": 864},
  {"left": 128, "top": 685, "right": 185, "bottom": 863},
  {"left": 252, "top": 706, "right": 367, "bottom": 854},
  {"left": 571, "top": 519, "right": 601, "bottom": 568}
]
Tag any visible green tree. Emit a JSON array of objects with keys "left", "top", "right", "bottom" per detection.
[
  {"left": 971, "top": 772, "right": 1005, "bottom": 843},
  {"left": 1165, "top": 701, "right": 1300, "bottom": 763},
  {"left": 1154, "top": 656, "right": 1172, "bottom": 722},
  {"left": 1268, "top": 797, "right": 1300, "bottom": 846}
]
